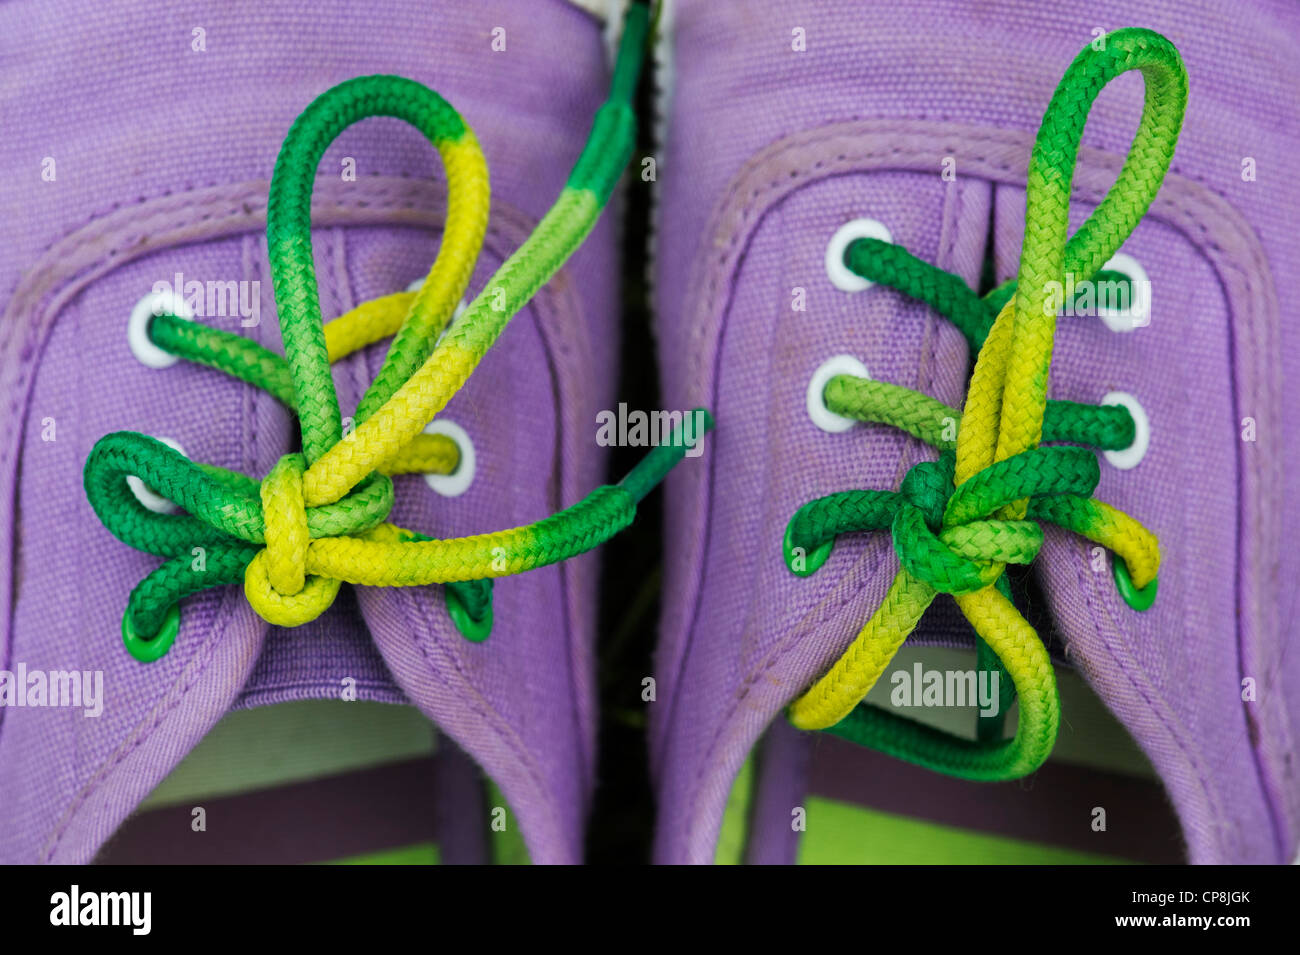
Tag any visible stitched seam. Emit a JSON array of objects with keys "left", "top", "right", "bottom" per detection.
[
  {"left": 0, "top": 179, "right": 544, "bottom": 656},
  {"left": 540, "top": 274, "right": 597, "bottom": 795},
  {"left": 676, "top": 175, "right": 964, "bottom": 857},
  {"left": 678, "top": 140, "right": 1272, "bottom": 828},
  {"left": 40, "top": 593, "right": 249, "bottom": 861},
  {"left": 1065, "top": 528, "right": 1225, "bottom": 860},
  {"left": 391, "top": 238, "right": 597, "bottom": 820},
  {"left": 235, "top": 679, "right": 402, "bottom": 696}
]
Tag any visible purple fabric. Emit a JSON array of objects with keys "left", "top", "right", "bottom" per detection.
[
  {"left": 743, "top": 721, "right": 813, "bottom": 866},
  {"left": 651, "top": 0, "right": 1298, "bottom": 863},
  {"left": 0, "top": 0, "right": 615, "bottom": 863}
]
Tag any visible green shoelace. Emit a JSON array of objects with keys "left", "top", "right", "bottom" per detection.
[
  {"left": 85, "top": 1, "right": 709, "bottom": 662},
  {"left": 786, "top": 27, "right": 1182, "bottom": 780}
]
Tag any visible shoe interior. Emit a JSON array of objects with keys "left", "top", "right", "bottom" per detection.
[
  {"left": 715, "top": 596, "right": 1186, "bottom": 865},
  {"left": 94, "top": 698, "right": 529, "bottom": 865}
]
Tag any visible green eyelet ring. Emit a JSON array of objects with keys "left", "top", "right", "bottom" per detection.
[
  {"left": 122, "top": 604, "right": 181, "bottom": 663},
  {"left": 783, "top": 521, "right": 834, "bottom": 578},
  {"left": 445, "top": 586, "right": 493, "bottom": 643},
  {"left": 1112, "top": 556, "right": 1157, "bottom": 611}
]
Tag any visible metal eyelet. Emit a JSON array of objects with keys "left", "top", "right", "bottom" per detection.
[
  {"left": 825, "top": 218, "right": 892, "bottom": 292},
  {"left": 405, "top": 278, "right": 467, "bottom": 346},
  {"left": 1100, "top": 391, "right": 1150, "bottom": 470},
  {"left": 127, "top": 437, "right": 187, "bottom": 513},
  {"left": 1096, "top": 252, "right": 1151, "bottom": 332},
  {"left": 128, "top": 290, "right": 193, "bottom": 368},
  {"left": 806, "top": 355, "right": 871, "bottom": 433},
  {"left": 422, "top": 420, "right": 475, "bottom": 497}
]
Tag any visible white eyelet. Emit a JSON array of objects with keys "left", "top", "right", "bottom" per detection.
[
  {"left": 422, "top": 419, "right": 475, "bottom": 497},
  {"left": 825, "top": 219, "right": 893, "bottom": 292},
  {"left": 807, "top": 355, "right": 871, "bottom": 433},
  {"left": 1096, "top": 252, "right": 1151, "bottom": 333},
  {"left": 1100, "top": 392, "right": 1150, "bottom": 470},
  {"left": 127, "top": 437, "right": 186, "bottom": 513},
  {"left": 128, "top": 290, "right": 194, "bottom": 368}
]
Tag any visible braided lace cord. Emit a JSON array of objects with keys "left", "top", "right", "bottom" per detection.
[
  {"left": 784, "top": 28, "right": 1185, "bottom": 780},
  {"left": 85, "top": 2, "right": 707, "bottom": 662}
]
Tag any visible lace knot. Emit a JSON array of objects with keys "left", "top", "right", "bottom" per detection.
[
  {"left": 890, "top": 455, "right": 991, "bottom": 596},
  {"left": 245, "top": 453, "right": 351, "bottom": 627}
]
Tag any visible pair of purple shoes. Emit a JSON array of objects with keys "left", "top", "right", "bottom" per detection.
[{"left": 1, "top": 0, "right": 1296, "bottom": 865}]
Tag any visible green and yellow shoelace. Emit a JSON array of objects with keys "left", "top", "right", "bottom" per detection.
[
  {"left": 85, "top": 2, "right": 704, "bottom": 662},
  {"left": 785, "top": 28, "right": 1184, "bottom": 779}
]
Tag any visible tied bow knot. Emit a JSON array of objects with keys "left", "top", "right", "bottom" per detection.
[
  {"left": 85, "top": 433, "right": 398, "bottom": 637},
  {"left": 82, "top": 5, "right": 704, "bottom": 665}
]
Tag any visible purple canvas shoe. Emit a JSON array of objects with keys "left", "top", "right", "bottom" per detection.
[
  {"left": 650, "top": 0, "right": 1298, "bottom": 864},
  {"left": 0, "top": 0, "right": 663, "bottom": 864}
]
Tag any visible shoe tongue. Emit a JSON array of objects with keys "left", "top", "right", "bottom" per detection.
[{"left": 654, "top": 155, "right": 992, "bottom": 863}]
